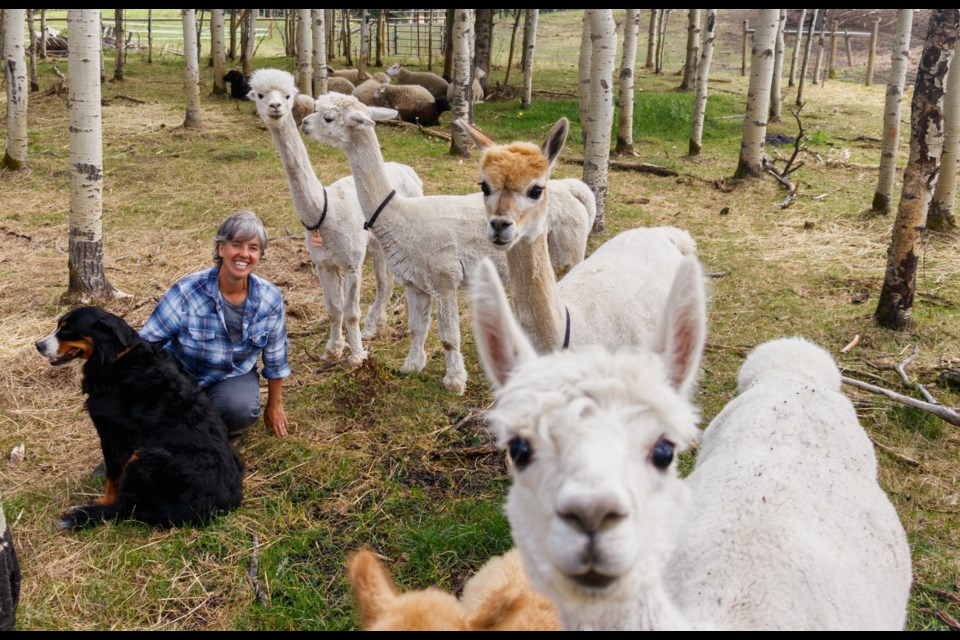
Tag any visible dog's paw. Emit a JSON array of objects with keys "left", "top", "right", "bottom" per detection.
[{"left": 57, "top": 506, "right": 91, "bottom": 530}]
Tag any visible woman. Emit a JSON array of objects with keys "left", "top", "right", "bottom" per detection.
[{"left": 140, "top": 211, "right": 291, "bottom": 445}]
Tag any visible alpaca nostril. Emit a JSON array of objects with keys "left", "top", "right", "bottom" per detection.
[
  {"left": 558, "top": 507, "right": 626, "bottom": 536},
  {"left": 489, "top": 218, "right": 513, "bottom": 235}
]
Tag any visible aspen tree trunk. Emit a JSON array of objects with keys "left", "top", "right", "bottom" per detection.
[
  {"left": 450, "top": 9, "right": 472, "bottom": 157},
  {"left": 578, "top": 14, "right": 593, "bottom": 150},
  {"left": 313, "top": 10, "right": 328, "bottom": 96},
  {"left": 65, "top": 9, "right": 124, "bottom": 302},
  {"left": 182, "top": 10, "right": 202, "bottom": 130},
  {"left": 521, "top": 9, "right": 539, "bottom": 110},
  {"left": 796, "top": 9, "right": 818, "bottom": 107},
  {"left": 656, "top": 9, "right": 671, "bottom": 74},
  {"left": 680, "top": 9, "right": 700, "bottom": 91},
  {"left": 113, "top": 9, "right": 123, "bottom": 81},
  {"left": 871, "top": 9, "right": 914, "bottom": 215},
  {"left": 284, "top": 11, "right": 295, "bottom": 58},
  {"left": 645, "top": 9, "right": 659, "bottom": 70},
  {"left": 99, "top": 15, "right": 106, "bottom": 83},
  {"left": 689, "top": 9, "right": 717, "bottom": 157},
  {"left": 875, "top": 9, "right": 959, "bottom": 330},
  {"left": 813, "top": 9, "right": 829, "bottom": 85},
  {"left": 866, "top": 18, "right": 880, "bottom": 86},
  {"left": 928, "top": 50, "right": 960, "bottom": 231},
  {"left": 616, "top": 9, "right": 641, "bottom": 155},
  {"left": 583, "top": 9, "right": 617, "bottom": 233},
  {"left": 734, "top": 9, "right": 779, "bottom": 179},
  {"left": 324, "top": 10, "right": 334, "bottom": 61},
  {"left": 242, "top": 10, "right": 256, "bottom": 77},
  {"left": 788, "top": 8, "right": 806, "bottom": 87},
  {"left": 211, "top": 10, "right": 227, "bottom": 95},
  {"left": 40, "top": 9, "right": 47, "bottom": 58},
  {"left": 769, "top": 9, "right": 786, "bottom": 123},
  {"left": 826, "top": 17, "right": 838, "bottom": 81},
  {"left": 228, "top": 10, "right": 237, "bottom": 61},
  {"left": 2, "top": 9, "right": 28, "bottom": 171},
  {"left": 376, "top": 10, "right": 385, "bottom": 67},
  {"left": 296, "top": 9, "right": 312, "bottom": 95},
  {"left": 504, "top": 9, "right": 522, "bottom": 85},
  {"left": 148, "top": 9, "right": 153, "bottom": 64},
  {"left": 27, "top": 10, "right": 39, "bottom": 92},
  {"left": 443, "top": 9, "right": 454, "bottom": 80},
  {"left": 475, "top": 9, "right": 493, "bottom": 95},
  {"left": 359, "top": 10, "right": 369, "bottom": 79}
]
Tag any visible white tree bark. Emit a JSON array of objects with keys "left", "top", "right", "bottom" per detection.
[
  {"left": 616, "top": 9, "right": 641, "bottom": 155},
  {"left": 645, "top": 9, "right": 659, "bottom": 69},
  {"left": 583, "top": 9, "right": 617, "bottom": 232},
  {"left": 2, "top": 9, "right": 28, "bottom": 170},
  {"left": 182, "top": 9, "right": 202, "bottom": 129},
  {"left": 211, "top": 9, "right": 227, "bottom": 95},
  {"left": 450, "top": 9, "right": 472, "bottom": 156},
  {"left": 312, "top": 9, "right": 328, "bottom": 96},
  {"left": 788, "top": 8, "right": 807, "bottom": 87},
  {"left": 928, "top": 46, "right": 960, "bottom": 231},
  {"left": 769, "top": 9, "right": 786, "bottom": 123},
  {"left": 578, "top": 14, "right": 592, "bottom": 149},
  {"left": 296, "top": 9, "right": 312, "bottom": 95},
  {"left": 680, "top": 9, "right": 700, "bottom": 91},
  {"left": 734, "top": 9, "right": 779, "bottom": 179},
  {"left": 66, "top": 9, "right": 123, "bottom": 301},
  {"left": 359, "top": 9, "right": 370, "bottom": 79},
  {"left": 521, "top": 9, "right": 538, "bottom": 109},
  {"left": 872, "top": 9, "right": 914, "bottom": 215},
  {"left": 689, "top": 9, "right": 717, "bottom": 156}
]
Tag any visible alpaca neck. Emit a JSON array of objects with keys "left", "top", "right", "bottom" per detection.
[
  {"left": 268, "top": 116, "right": 327, "bottom": 226},
  {"left": 507, "top": 226, "right": 566, "bottom": 353},
  {"left": 344, "top": 127, "right": 399, "bottom": 220},
  {"left": 558, "top": 582, "right": 693, "bottom": 631}
]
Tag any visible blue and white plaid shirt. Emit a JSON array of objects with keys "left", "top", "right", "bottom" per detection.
[{"left": 139, "top": 267, "right": 291, "bottom": 389}]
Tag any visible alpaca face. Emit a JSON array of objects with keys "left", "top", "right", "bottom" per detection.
[
  {"left": 248, "top": 69, "right": 299, "bottom": 125},
  {"left": 302, "top": 94, "right": 398, "bottom": 151}
]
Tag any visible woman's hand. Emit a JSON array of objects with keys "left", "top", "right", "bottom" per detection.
[{"left": 264, "top": 377, "right": 288, "bottom": 437}]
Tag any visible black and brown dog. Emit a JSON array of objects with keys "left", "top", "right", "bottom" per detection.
[{"left": 35, "top": 306, "right": 244, "bottom": 529}]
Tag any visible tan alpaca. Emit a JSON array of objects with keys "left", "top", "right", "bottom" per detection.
[{"left": 347, "top": 548, "right": 560, "bottom": 631}]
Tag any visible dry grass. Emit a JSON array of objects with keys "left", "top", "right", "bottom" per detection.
[{"left": 0, "top": 9, "right": 957, "bottom": 631}]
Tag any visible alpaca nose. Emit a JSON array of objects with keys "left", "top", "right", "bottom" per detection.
[
  {"left": 488, "top": 217, "right": 515, "bottom": 243},
  {"left": 556, "top": 486, "right": 629, "bottom": 537}
]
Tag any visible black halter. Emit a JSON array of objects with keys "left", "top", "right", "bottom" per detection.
[
  {"left": 562, "top": 306, "right": 571, "bottom": 349},
  {"left": 363, "top": 189, "right": 397, "bottom": 231},
  {"left": 302, "top": 187, "right": 329, "bottom": 232}
]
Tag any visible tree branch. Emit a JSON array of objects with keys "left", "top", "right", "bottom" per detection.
[{"left": 841, "top": 376, "right": 960, "bottom": 426}]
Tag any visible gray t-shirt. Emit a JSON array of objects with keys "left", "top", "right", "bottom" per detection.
[{"left": 222, "top": 297, "right": 246, "bottom": 343}]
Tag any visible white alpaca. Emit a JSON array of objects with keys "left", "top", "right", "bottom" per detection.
[
  {"left": 248, "top": 69, "right": 424, "bottom": 365},
  {"left": 459, "top": 117, "right": 694, "bottom": 354},
  {"left": 301, "top": 93, "right": 592, "bottom": 394},
  {"left": 469, "top": 257, "right": 912, "bottom": 631}
]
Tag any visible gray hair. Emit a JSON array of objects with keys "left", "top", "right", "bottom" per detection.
[{"left": 213, "top": 211, "right": 269, "bottom": 266}]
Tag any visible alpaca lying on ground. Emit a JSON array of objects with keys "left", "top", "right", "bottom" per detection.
[
  {"left": 386, "top": 61, "right": 449, "bottom": 98},
  {"left": 470, "top": 256, "right": 912, "bottom": 630},
  {"left": 301, "top": 94, "right": 594, "bottom": 394},
  {"left": 372, "top": 83, "right": 451, "bottom": 127},
  {"left": 326, "top": 76, "right": 356, "bottom": 95},
  {"left": 248, "top": 69, "right": 424, "bottom": 364},
  {"left": 352, "top": 72, "right": 392, "bottom": 105},
  {"left": 347, "top": 548, "right": 559, "bottom": 631},
  {"left": 223, "top": 70, "right": 250, "bottom": 100},
  {"left": 459, "top": 117, "right": 691, "bottom": 354}
]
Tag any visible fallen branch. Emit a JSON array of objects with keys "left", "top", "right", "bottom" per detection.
[
  {"left": 894, "top": 345, "right": 937, "bottom": 404},
  {"left": 563, "top": 157, "right": 679, "bottom": 177},
  {"left": 111, "top": 94, "right": 147, "bottom": 104},
  {"left": 871, "top": 440, "right": 920, "bottom": 467},
  {"left": 248, "top": 534, "right": 269, "bottom": 606},
  {"left": 840, "top": 334, "right": 860, "bottom": 354},
  {"left": 840, "top": 376, "right": 960, "bottom": 426},
  {"left": 379, "top": 118, "right": 452, "bottom": 142},
  {"left": 919, "top": 608, "right": 960, "bottom": 631}
]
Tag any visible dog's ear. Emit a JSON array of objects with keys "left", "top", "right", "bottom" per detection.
[{"left": 88, "top": 313, "right": 138, "bottom": 368}]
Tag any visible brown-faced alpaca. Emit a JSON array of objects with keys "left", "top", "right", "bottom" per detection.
[
  {"left": 248, "top": 69, "right": 424, "bottom": 365},
  {"left": 347, "top": 548, "right": 560, "bottom": 631},
  {"left": 458, "top": 117, "right": 697, "bottom": 354}
]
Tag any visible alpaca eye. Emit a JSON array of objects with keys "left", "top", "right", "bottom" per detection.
[
  {"left": 507, "top": 437, "right": 533, "bottom": 469},
  {"left": 527, "top": 185, "right": 543, "bottom": 200},
  {"left": 257, "top": 93, "right": 263, "bottom": 99},
  {"left": 651, "top": 438, "right": 674, "bottom": 470},
  {"left": 480, "top": 181, "right": 491, "bottom": 196},
  {"left": 324, "top": 114, "right": 334, "bottom": 123}
]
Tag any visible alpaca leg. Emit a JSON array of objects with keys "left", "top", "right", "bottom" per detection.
[
  {"left": 435, "top": 289, "right": 466, "bottom": 395},
  {"left": 401, "top": 286, "right": 431, "bottom": 373},
  {"left": 362, "top": 238, "right": 395, "bottom": 340},
  {"left": 317, "top": 264, "right": 347, "bottom": 361},
  {"left": 342, "top": 266, "right": 368, "bottom": 366}
]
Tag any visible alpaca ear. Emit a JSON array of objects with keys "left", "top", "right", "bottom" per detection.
[
  {"left": 651, "top": 256, "right": 707, "bottom": 398},
  {"left": 465, "top": 586, "right": 527, "bottom": 631},
  {"left": 367, "top": 106, "right": 399, "bottom": 122},
  {"left": 455, "top": 119, "right": 495, "bottom": 151},
  {"left": 246, "top": 88, "right": 257, "bottom": 101},
  {"left": 347, "top": 111, "right": 378, "bottom": 130},
  {"left": 346, "top": 548, "right": 398, "bottom": 629},
  {"left": 541, "top": 117, "right": 569, "bottom": 169},
  {"left": 470, "top": 257, "right": 536, "bottom": 390}
]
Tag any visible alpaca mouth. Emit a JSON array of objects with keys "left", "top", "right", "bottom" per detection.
[
  {"left": 49, "top": 347, "right": 84, "bottom": 366},
  {"left": 570, "top": 569, "right": 618, "bottom": 590}
]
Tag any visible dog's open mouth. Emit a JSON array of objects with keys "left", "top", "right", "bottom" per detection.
[{"left": 49, "top": 347, "right": 84, "bottom": 366}]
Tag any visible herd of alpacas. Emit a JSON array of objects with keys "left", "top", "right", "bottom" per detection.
[{"left": 243, "top": 68, "right": 913, "bottom": 630}]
